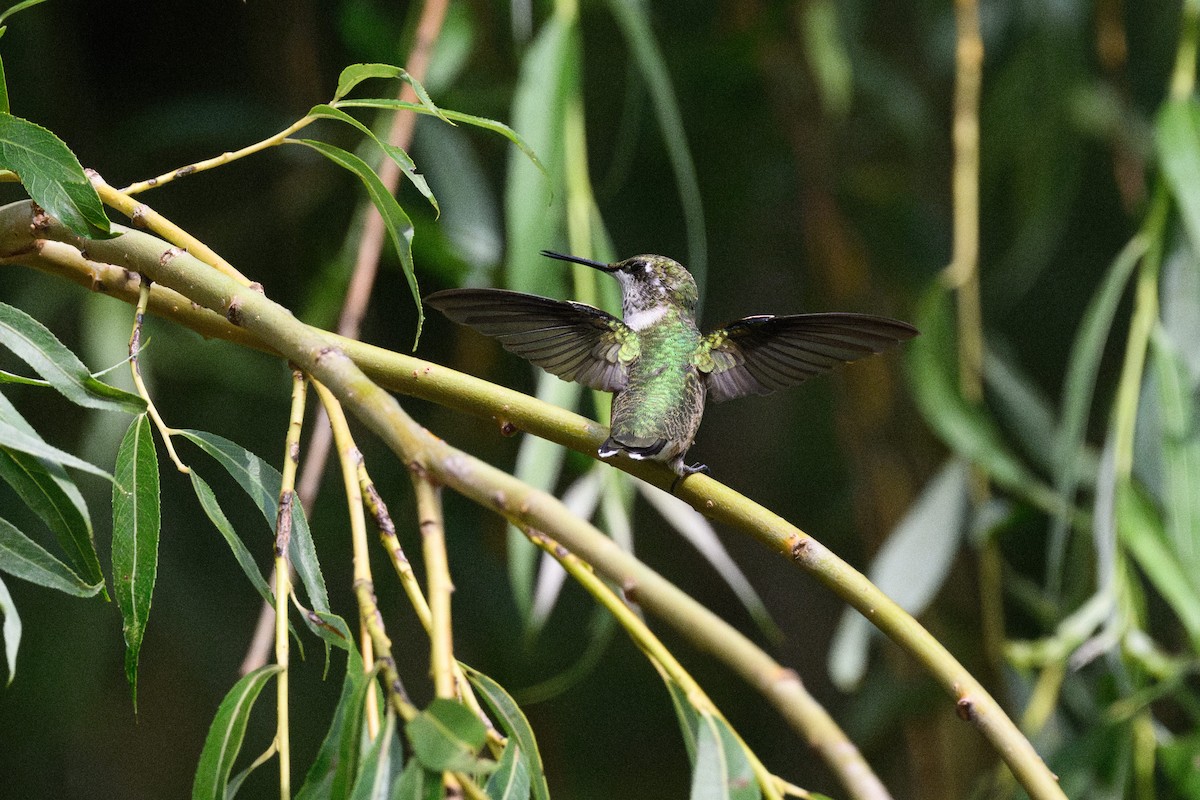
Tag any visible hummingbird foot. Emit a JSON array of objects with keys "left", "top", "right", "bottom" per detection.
[{"left": 669, "top": 461, "right": 710, "bottom": 493}]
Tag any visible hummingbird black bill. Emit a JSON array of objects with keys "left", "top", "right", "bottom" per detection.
[{"left": 539, "top": 250, "right": 618, "bottom": 272}]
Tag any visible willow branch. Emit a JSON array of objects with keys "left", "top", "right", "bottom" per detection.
[{"left": 0, "top": 204, "right": 1062, "bottom": 799}]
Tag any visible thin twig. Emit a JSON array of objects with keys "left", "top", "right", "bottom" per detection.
[
  {"left": 127, "top": 280, "right": 189, "bottom": 473},
  {"left": 243, "top": 0, "right": 451, "bottom": 674},
  {"left": 273, "top": 369, "right": 308, "bottom": 800}
]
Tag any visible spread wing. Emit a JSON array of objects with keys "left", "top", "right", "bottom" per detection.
[
  {"left": 425, "top": 288, "right": 632, "bottom": 392},
  {"left": 698, "top": 312, "right": 918, "bottom": 403}
]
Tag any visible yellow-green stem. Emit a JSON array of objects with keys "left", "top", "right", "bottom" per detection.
[
  {"left": 274, "top": 370, "right": 307, "bottom": 800},
  {"left": 128, "top": 280, "right": 190, "bottom": 473},
  {"left": 414, "top": 475, "right": 456, "bottom": 700},
  {"left": 312, "top": 380, "right": 382, "bottom": 737},
  {"left": 525, "top": 530, "right": 791, "bottom": 800}
]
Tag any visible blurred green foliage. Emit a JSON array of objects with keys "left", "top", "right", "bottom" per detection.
[{"left": 0, "top": 0, "right": 1199, "bottom": 798}]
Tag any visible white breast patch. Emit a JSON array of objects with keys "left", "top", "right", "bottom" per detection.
[{"left": 624, "top": 305, "right": 669, "bottom": 331}]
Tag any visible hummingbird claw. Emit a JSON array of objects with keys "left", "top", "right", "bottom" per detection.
[{"left": 669, "top": 462, "right": 710, "bottom": 493}]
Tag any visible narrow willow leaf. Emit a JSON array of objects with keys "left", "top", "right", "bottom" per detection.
[
  {"left": 330, "top": 663, "right": 380, "bottom": 800},
  {"left": 111, "top": 413, "right": 160, "bottom": 708},
  {"left": 190, "top": 470, "right": 307, "bottom": 656},
  {"left": 460, "top": 663, "right": 549, "bottom": 800},
  {"left": 0, "top": 369, "right": 47, "bottom": 386},
  {"left": 308, "top": 104, "right": 439, "bottom": 214},
  {"left": 177, "top": 430, "right": 329, "bottom": 617},
  {"left": 485, "top": 741, "right": 531, "bottom": 800},
  {"left": 637, "top": 481, "right": 782, "bottom": 643},
  {"left": 292, "top": 139, "right": 421, "bottom": 343},
  {"left": 191, "top": 665, "right": 283, "bottom": 800},
  {"left": 189, "top": 471, "right": 273, "bottom": 601},
  {"left": 0, "top": 301, "right": 145, "bottom": 413},
  {"left": 604, "top": 0, "right": 707, "bottom": 289},
  {"left": 1049, "top": 234, "right": 1148, "bottom": 588},
  {"left": 0, "top": 515, "right": 101, "bottom": 596},
  {"left": 654, "top": 665, "right": 700, "bottom": 763},
  {"left": 907, "top": 284, "right": 1056, "bottom": 509},
  {"left": 985, "top": 343, "right": 1096, "bottom": 482},
  {"left": 296, "top": 651, "right": 366, "bottom": 800},
  {"left": 0, "top": 48, "right": 6, "bottom": 117},
  {"left": 1117, "top": 484, "right": 1200, "bottom": 648},
  {"left": 391, "top": 760, "right": 442, "bottom": 800},
  {"left": 0, "top": 391, "right": 112, "bottom": 479},
  {"left": 332, "top": 63, "right": 450, "bottom": 125},
  {"left": 829, "top": 458, "right": 969, "bottom": 690},
  {"left": 406, "top": 699, "right": 490, "bottom": 773},
  {"left": 505, "top": 16, "right": 572, "bottom": 299},
  {"left": 0, "top": 573, "right": 20, "bottom": 684},
  {"left": 349, "top": 708, "right": 399, "bottom": 800},
  {"left": 690, "top": 713, "right": 761, "bottom": 800},
  {"left": 0, "top": 0, "right": 50, "bottom": 27},
  {"left": 0, "top": 113, "right": 112, "bottom": 238},
  {"left": 1157, "top": 98, "right": 1200, "bottom": 254},
  {"left": 337, "top": 101, "right": 546, "bottom": 179},
  {"left": 1149, "top": 330, "right": 1200, "bottom": 584},
  {"left": 0, "top": 446, "right": 101, "bottom": 586}
]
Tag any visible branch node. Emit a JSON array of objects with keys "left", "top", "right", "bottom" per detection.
[
  {"left": 621, "top": 578, "right": 639, "bottom": 604},
  {"left": 130, "top": 204, "right": 150, "bottom": 229},
  {"left": 226, "top": 296, "right": 244, "bottom": 326},
  {"left": 159, "top": 246, "right": 183, "bottom": 266}
]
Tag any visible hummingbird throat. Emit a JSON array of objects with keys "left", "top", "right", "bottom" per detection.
[{"left": 623, "top": 303, "right": 670, "bottom": 331}]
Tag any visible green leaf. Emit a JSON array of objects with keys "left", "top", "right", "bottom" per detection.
[
  {"left": 391, "top": 760, "right": 442, "bottom": 800},
  {"left": 111, "top": 413, "right": 160, "bottom": 708},
  {"left": 604, "top": 0, "right": 707, "bottom": 290},
  {"left": 505, "top": 16, "right": 573, "bottom": 299},
  {"left": 0, "top": 112, "right": 113, "bottom": 238},
  {"left": 0, "top": 301, "right": 145, "bottom": 413},
  {"left": 330, "top": 663, "right": 381, "bottom": 800},
  {"left": 177, "top": 430, "right": 330, "bottom": 618},
  {"left": 188, "top": 469, "right": 306, "bottom": 655},
  {"left": 332, "top": 63, "right": 450, "bottom": 125},
  {"left": 906, "top": 285, "right": 1056, "bottom": 509},
  {"left": 1117, "top": 483, "right": 1200, "bottom": 649},
  {"left": 308, "top": 103, "right": 439, "bottom": 214},
  {"left": 0, "top": 0, "right": 51, "bottom": 27},
  {"left": 296, "top": 649, "right": 367, "bottom": 800},
  {"left": 461, "top": 663, "right": 549, "bottom": 800},
  {"left": 656, "top": 667, "right": 700, "bottom": 763},
  {"left": 1157, "top": 98, "right": 1200, "bottom": 254},
  {"left": 0, "top": 391, "right": 113, "bottom": 479},
  {"left": 336, "top": 101, "right": 546, "bottom": 181},
  {"left": 690, "top": 713, "right": 760, "bottom": 800},
  {"left": 0, "top": 514, "right": 102, "bottom": 596},
  {"left": 1048, "top": 234, "right": 1147, "bottom": 588},
  {"left": 350, "top": 709, "right": 401, "bottom": 800},
  {"left": 1148, "top": 329, "right": 1200, "bottom": 585},
  {"left": 291, "top": 139, "right": 421, "bottom": 344},
  {"left": 0, "top": 573, "right": 19, "bottom": 684},
  {"left": 485, "top": 741, "right": 531, "bottom": 800},
  {"left": 189, "top": 471, "right": 274, "bottom": 601},
  {"left": 191, "top": 665, "right": 283, "bottom": 800},
  {"left": 405, "top": 698, "right": 489, "bottom": 773},
  {"left": 1160, "top": 731, "right": 1200, "bottom": 798},
  {"left": 828, "top": 458, "right": 969, "bottom": 690},
  {"left": 0, "top": 442, "right": 101, "bottom": 587}
]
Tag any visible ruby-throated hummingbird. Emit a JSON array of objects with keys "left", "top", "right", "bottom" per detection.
[{"left": 426, "top": 251, "right": 917, "bottom": 483}]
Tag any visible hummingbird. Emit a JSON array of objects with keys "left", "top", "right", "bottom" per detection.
[{"left": 425, "top": 251, "right": 917, "bottom": 484}]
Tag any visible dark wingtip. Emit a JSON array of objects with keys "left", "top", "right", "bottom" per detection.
[{"left": 540, "top": 250, "right": 616, "bottom": 272}]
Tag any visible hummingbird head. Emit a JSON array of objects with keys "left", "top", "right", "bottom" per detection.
[{"left": 540, "top": 251, "right": 698, "bottom": 320}]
